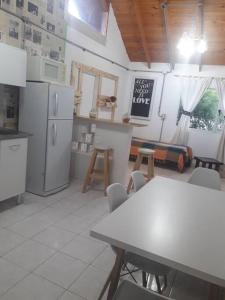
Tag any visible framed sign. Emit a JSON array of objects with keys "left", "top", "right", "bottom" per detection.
[{"left": 130, "top": 77, "right": 156, "bottom": 120}]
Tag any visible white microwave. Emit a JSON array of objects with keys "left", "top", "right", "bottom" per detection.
[{"left": 27, "top": 55, "right": 66, "bottom": 84}]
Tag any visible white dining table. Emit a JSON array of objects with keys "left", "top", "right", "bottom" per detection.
[{"left": 91, "top": 176, "right": 225, "bottom": 300}]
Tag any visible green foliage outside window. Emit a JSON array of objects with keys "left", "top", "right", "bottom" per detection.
[{"left": 177, "top": 89, "right": 224, "bottom": 131}]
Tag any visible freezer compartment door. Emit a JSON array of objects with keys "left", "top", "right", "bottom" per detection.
[
  {"left": 48, "top": 84, "right": 74, "bottom": 120},
  {"left": 45, "top": 119, "right": 73, "bottom": 192}
]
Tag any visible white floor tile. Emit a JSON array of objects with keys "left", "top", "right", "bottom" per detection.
[
  {"left": 92, "top": 247, "right": 116, "bottom": 273},
  {"left": 33, "top": 226, "right": 76, "bottom": 250},
  {"left": 0, "top": 258, "right": 28, "bottom": 296},
  {"left": 0, "top": 228, "right": 25, "bottom": 256},
  {"left": 55, "top": 214, "right": 96, "bottom": 234},
  {"left": 33, "top": 206, "right": 72, "bottom": 224},
  {"left": 23, "top": 192, "right": 60, "bottom": 207},
  {"left": 59, "top": 291, "right": 84, "bottom": 300},
  {"left": 35, "top": 252, "right": 87, "bottom": 289},
  {"left": 50, "top": 196, "right": 87, "bottom": 212},
  {"left": 61, "top": 235, "right": 106, "bottom": 264},
  {"left": 8, "top": 214, "right": 53, "bottom": 238},
  {"left": 69, "top": 265, "right": 108, "bottom": 300},
  {"left": 0, "top": 208, "right": 31, "bottom": 228},
  {"left": 4, "top": 240, "right": 55, "bottom": 271},
  {"left": 0, "top": 273, "right": 64, "bottom": 300}
]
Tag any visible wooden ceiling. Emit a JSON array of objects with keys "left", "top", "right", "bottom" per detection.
[{"left": 111, "top": 0, "right": 225, "bottom": 66}]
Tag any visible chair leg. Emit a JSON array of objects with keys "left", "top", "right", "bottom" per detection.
[
  {"left": 104, "top": 150, "right": 110, "bottom": 196},
  {"left": 127, "top": 153, "right": 142, "bottom": 193},
  {"left": 123, "top": 265, "right": 138, "bottom": 283},
  {"left": 142, "top": 271, "right": 147, "bottom": 288},
  {"left": 164, "top": 275, "right": 167, "bottom": 291},
  {"left": 147, "top": 154, "right": 154, "bottom": 180},
  {"left": 155, "top": 275, "right": 162, "bottom": 294},
  {"left": 82, "top": 150, "right": 97, "bottom": 193}
]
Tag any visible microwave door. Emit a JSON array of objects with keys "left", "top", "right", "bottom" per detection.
[{"left": 44, "top": 63, "right": 59, "bottom": 81}]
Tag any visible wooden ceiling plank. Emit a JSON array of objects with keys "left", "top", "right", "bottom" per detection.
[{"left": 132, "top": 0, "right": 151, "bottom": 68}]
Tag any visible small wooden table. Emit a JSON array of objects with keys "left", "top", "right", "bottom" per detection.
[{"left": 194, "top": 156, "right": 223, "bottom": 171}]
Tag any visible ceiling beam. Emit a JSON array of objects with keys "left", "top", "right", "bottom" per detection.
[
  {"left": 160, "top": 1, "right": 174, "bottom": 70},
  {"left": 198, "top": 0, "right": 204, "bottom": 72},
  {"left": 132, "top": 0, "right": 151, "bottom": 68}
]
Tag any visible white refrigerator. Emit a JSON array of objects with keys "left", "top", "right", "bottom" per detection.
[{"left": 19, "top": 82, "right": 74, "bottom": 196}]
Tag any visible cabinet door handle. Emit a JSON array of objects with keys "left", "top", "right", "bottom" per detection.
[
  {"left": 8, "top": 145, "right": 21, "bottom": 151},
  {"left": 52, "top": 123, "right": 57, "bottom": 146}
]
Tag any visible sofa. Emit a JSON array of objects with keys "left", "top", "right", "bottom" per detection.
[{"left": 130, "top": 137, "right": 193, "bottom": 172}]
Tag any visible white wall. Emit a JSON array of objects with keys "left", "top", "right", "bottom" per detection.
[
  {"left": 65, "top": 5, "right": 130, "bottom": 120},
  {"left": 125, "top": 62, "right": 225, "bottom": 158}
]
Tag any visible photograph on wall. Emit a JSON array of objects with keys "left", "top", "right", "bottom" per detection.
[
  {"left": 16, "top": 0, "right": 24, "bottom": 8},
  {"left": 33, "top": 29, "right": 41, "bottom": 44},
  {"left": 130, "top": 77, "right": 156, "bottom": 120},
  {"left": 28, "top": 1, "right": 38, "bottom": 16},
  {"left": 24, "top": 24, "right": 32, "bottom": 40},
  {"left": 9, "top": 20, "right": 19, "bottom": 39},
  {"left": 47, "top": 22, "right": 55, "bottom": 33},
  {"left": 47, "top": 0, "right": 54, "bottom": 14}
]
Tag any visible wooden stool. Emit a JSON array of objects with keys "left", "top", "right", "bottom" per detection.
[
  {"left": 127, "top": 148, "right": 155, "bottom": 192},
  {"left": 82, "top": 146, "right": 112, "bottom": 195}
]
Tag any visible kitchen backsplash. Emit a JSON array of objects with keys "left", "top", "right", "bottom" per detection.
[{"left": 0, "top": 84, "right": 19, "bottom": 129}]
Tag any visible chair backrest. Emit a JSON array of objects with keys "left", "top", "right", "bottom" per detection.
[
  {"left": 113, "top": 280, "right": 174, "bottom": 300},
  {"left": 131, "top": 170, "right": 146, "bottom": 192},
  {"left": 188, "top": 167, "right": 221, "bottom": 190},
  {"left": 106, "top": 183, "right": 128, "bottom": 212}
]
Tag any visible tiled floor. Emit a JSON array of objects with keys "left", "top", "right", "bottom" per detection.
[{"left": 0, "top": 163, "right": 223, "bottom": 300}]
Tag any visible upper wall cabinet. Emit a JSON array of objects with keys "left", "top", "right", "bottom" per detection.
[{"left": 0, "top": 43, "right": 27, "bottom": 87}]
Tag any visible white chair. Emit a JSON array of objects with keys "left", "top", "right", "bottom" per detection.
[
  {"left": 107, "top": 183, "right": 128, "bottom": 212},
  {"left": 113, "top": 280, "right": 174, "bottom": 300},
  {"left": 188, "top": 167, "right": 221, "bottom": 190},
  {"left": 106, "top": 183, "right": 170, "bottom": 293},
  {"left": 131, "top": 170, "right": 146, "bottom": 192}
]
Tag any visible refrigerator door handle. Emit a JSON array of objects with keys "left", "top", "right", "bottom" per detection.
[
  {"left": 54, "top": 93, "right": 59, "bottom": 116},
  {"left": 52, "top": 123, "right": 57, "bottom": 145}
]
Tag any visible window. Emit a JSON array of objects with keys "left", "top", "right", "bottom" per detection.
[
  {"left": 67, "top": 0, "right": 110, "bottom": 36},
  {"left": 177, "top": 89, "right": 224, "bottom": 131}
]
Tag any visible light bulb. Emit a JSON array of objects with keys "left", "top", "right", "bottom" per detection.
[
  {"left": 177, "top": 32, "right": 195, "bottom": 58},
  {"left": 197, "top": 39, "right": 207, "bottom": 54}
]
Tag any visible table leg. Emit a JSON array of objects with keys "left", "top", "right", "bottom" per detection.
[
  {"left": 107, "top": 248, "right": 125, "bottom": 300},
  {"left": 208, "top": 284, "right": 225, "bottom": 300}
]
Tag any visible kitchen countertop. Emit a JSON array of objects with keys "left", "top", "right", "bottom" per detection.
[
  {"left": 74, "top": 115, "right": 147, "bottom": 127},
  {"left": 0, "top": 129, "right": 31, "bottom": 140}
]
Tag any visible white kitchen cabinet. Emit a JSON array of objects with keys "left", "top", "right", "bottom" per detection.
[
  {"left": 0, "top": 138, "right": 28, "bottom": 202},
  {"left": 0, "top": 44, "right": 27, "bottom": 87}
]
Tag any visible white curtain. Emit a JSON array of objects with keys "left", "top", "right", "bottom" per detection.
[
  {"left": 215, "top": 78, "right": 225, "bottom": 163},
  {"left": 172, "top": 76, "right": 212, "bottom": 145}
]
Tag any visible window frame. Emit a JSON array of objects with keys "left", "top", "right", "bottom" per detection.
[
  {"left": 177, "top": 82, "right": 224, "bottom": 133},
  {"left": 65, "top": 0, "right": 110, "bottom": 45}
]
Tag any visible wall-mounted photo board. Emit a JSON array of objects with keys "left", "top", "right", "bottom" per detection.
[{"left": 130, "top": 77, "right": 156, "bottom": 120}]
